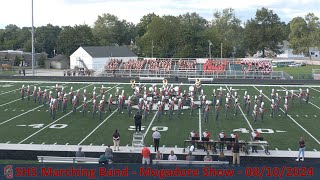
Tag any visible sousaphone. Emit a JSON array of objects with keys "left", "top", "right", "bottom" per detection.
[{"left": 130, "top": 79, "right": 136, "bottom": 89}]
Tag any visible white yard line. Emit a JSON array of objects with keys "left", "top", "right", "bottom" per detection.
[
  {"left": 78, "top": 109, "right": 118, "bottom": 145},
  {"left": 309, "top": 87, "right": 320, "bottom": 93},
  {"left": 0, "top": 106, "right": 44, "bottom": 126},
  {"left": 253, "top": 86, "right": 320, "bottom": 145},
  {"left": 0, "top": 84, "right": 91, "bottom": 127},
  {"left": 0, "top": 83, "right": 65, "bottom": 107},
  {"left": 225, "top": 86, "right": 254, "bottom": 131},
  {"left": 199, "top": 108, "right": 202, "bottom": 138},
  {"left": 143, "top": 113, "right": 158, "bottom": 138},
  {"left": 0, "top": 83, "right": 40, "bottom": 96},
  {"left": 18, "top": 84, "right": 119, "bottom": 144},
  {"left": 281, "top": 86, "right": 320, "bottom": 111},
  {"left": 2, "top": 80, "right": 320, "bottom": 88}
]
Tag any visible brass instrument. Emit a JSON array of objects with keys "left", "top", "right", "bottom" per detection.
[{"left": 130, "top": 79, "right": 136, "bottom": 89}]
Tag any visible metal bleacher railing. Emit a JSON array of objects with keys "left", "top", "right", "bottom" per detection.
[{"left": 98, "top": 68, "right": 285, "bottom": 79}]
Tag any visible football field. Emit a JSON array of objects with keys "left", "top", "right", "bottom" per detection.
[{"left": 0, "top": 80, "right": 320, "bottom": 152}]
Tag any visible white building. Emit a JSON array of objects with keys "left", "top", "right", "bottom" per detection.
[{"left": 70, "top": 46, "right": 137, "bottom": 71}]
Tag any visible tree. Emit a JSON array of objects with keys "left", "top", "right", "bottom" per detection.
[
  {"left": 57, "top": 25, "right": 97, "bottom": 56},
  {"left": 289, "top": 13, "right": 320, "bottom": 58},
  {"left": 34, "top": 24, "right": 61, "bottom": 57},
  {"left": 136, "top": 13, "right": 159, "bottom": 37},
  {"left": 175, "top": 12, "right": 208, "bottom": 58},
  {"left": 211, "top": 8, "right": 244, "bottom": 58},
  {"left": 137, "top": 15, "right": 181, "bottom": 58},
  {"left": 93, "top": 13, "right": 137, "bottom": 46},
  {"left": 244, "top": 8, "right": 285, "bottom": 57}
]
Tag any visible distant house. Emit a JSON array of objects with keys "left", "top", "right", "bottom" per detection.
[
  {"left": 0, "top": 50, "right": 47, "bottom": 66},
  {"left": 70, "top": 46, "right": 137, "bottom": 71},
  {"left": 277, "top": 41, "right": 320, "bottom": 58},
  {"left": 46, "top": 54, "right": 69, "bottom": 69}
]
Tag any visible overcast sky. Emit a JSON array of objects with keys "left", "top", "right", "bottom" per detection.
[{"left": 0, "top": 0, "right": 319, "bottom": 28}]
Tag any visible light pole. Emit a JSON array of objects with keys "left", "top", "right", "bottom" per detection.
[
  {"left": 208, "top": 40, "right": 213, "bottom": 59},
  {"left": 31, "top": 0, "right": 35, "bottom": 76},
  {"left": 220, "top": 43, "right": 223, "bottom": 59},
  {"left": 151, "top": 40, "right": 154, "bottom": 58}
]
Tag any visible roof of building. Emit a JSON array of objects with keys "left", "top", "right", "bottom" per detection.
[
  {"left": 81, "top": 46, "right": 137, "bottom": 58},
  {"left": 48, "top": 54, "right": 67, "bottom": 62}
]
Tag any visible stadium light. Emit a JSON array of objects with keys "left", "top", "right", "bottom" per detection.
[
  {"left": 31, "top": 0, "right": 35, "bottom": 76},
  {"left": 208, "top": 40, "right": 213, "bottom": 59}
]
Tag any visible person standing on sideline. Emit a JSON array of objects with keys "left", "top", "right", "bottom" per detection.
[
  {"left": 296, "top": 137, "right": 306, "bottom": 161},
  {"left": 105, "top": 145, "right": 113, "bottom": 162},
  {"left": 141, "top": 145, "right": 151, "bottom": 164},
  {"left": 152, "top": 128, "right": 161, "bottom": 152},
  {"left": 232, "top": 140, "right": 240, "bottom": 165},
  {"left": 75, "top": 147, "right": 85, "bottom": 157},
  {"left": 112, "top": 129, "right": 120, "bottom": 151},
  {"left": 203, "top": 151, "right": 212, "bottom": 161},
  {"left": 168, "top": 150, "right": 177, "bottom": 160},
  {"left": 134, "top": 111, "right": 142, "bottom": 134}
]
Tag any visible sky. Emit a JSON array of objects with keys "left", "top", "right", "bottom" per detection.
[{"left": 0, "top": 0, "right": 319, "bottom": 28}]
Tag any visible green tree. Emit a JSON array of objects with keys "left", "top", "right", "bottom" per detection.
[
  {"left": 175, "top": 12, "right": 208, "bottom": 58},
  {"left": 93, "top": 13, "right": 137, "bottom": 46},
  {"left": 57, "top": 25, "right": 97, "bottom": 56},
  {"left": 289, "top": 13, "right": 320, "bottom": 58},
  {"left": 138, "top": 15, "right": 181, "bottom": 58},
  {"left": 211, "top": 8, "right": 244, "bottom": 58},
  {"left": 244, "top": 8, "right": 285, "bottom": 57}
]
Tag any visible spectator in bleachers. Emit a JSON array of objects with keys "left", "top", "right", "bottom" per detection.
[
  {"left": 186, "top": 151, "right": 195, "bottom": 161},
  {"left": 168, "top": 150, "right": 177, "bottom": 160},
  {"left": 203, "top": 151, "right": 213, "bottom": 161},
  {"left": 240, "top": 59, "right": 272, "bottom": 75},
  {"left": 155, "top": 150, "right": 163, "bottom": 160},
  {"left": 75, "top": 147, "right": 85, "bottom": 157},
  {"left": 218, "top": 152, "right": 227, "bottom": 161},
  {"left": 105, "top": 145, "right": 113, "bottom": 162},
  {"left": 178, "top": 59, "right": 196, "bottom": 70},
  {"left": 203, "top": 59, "right": 229, "bottom": 75},
  {"left": 141, "top": 145, "right": 151, "bottom": 164}
]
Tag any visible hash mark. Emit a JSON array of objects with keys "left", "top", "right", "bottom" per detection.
[
  {"left": 65, "top": 143, "right": 69, "bottom": 145},
  {"left": 30, "top": 142, "right": 33, "bottom": 144},
  {"left": 21, "top": 110, "right": 24, "bottom": 111},
  {"left": 13, "top": 109, "right": 16, "bottom": 111},
  {"left": 305, "top": 115, "right": 308, "bottom": 117},
  {"left": 37, "top": 110, "right": 40, "bottom": 111},
  {"left": 53, "top": 142, "right": 57, "bottom": 145},
  {"left": 6, "top": 141, "right": 10, "bottom": 144},
  {"left": 4, "top": 109, "right": 7, "bottom": 111},
  {"left": 288, "top": 148, "right": 291, "bottom": 151},
  {"left": 278, "top": 115, "right": 281, "bottom": 116},
  {"left": 315, "top": 115, "right": 317, "bottom": 117},
  {"left": 101, "top": 144, "right": 104, "bottom": 146},
  {"left": 41, "top": 142, "right": 45, "bottom": 145},
  {"left": 90, "top": 143, "right": 92, "bottom": 146},
  {"left": 296, "top": 115, "right": 299, "bottom": 117},
  {"left": 314, "top": 149, "right": 317, "bottom": 152},
  {"left": 275, "top": 148, "right": 278, "bottom": 150}
]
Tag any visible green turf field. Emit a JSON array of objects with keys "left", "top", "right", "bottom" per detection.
[
  {"left": 0, "top": 81, "right": 319, "bottom": 152},
  {"left": 273, "top": 65, "right": 320, "bottom": 79}
]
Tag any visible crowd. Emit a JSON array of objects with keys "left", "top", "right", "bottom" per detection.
[
  {"left": 146, "top": 59, "right": 172, "bottom": 73},
  {"left": 178, "top": 59, "right": 196, "bottom": 70},
  {"left": 121, "top": 59, "right": 147, "bottom": 72},
  {"left": 240, "top": 59, "right": 272, "bottom": 74},
  {"left": 104, "top": 59, "right": 122, "bottom": 72},
  {"left": 63, "top": 69, "right": 94, "bottom": 76},
  {"left": 203, "top": 59, "right": 229, "bottom": 74}
]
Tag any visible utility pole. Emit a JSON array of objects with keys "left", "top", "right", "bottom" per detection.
[
  {"left": 31, "top": 0, "right": 35, "bottom": 76},
  {"left": 151, "top": 40, "right": 154, "bottom": 58},
  {"left": 220, "top": 43, "right": 223, "bottom": 59}
]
